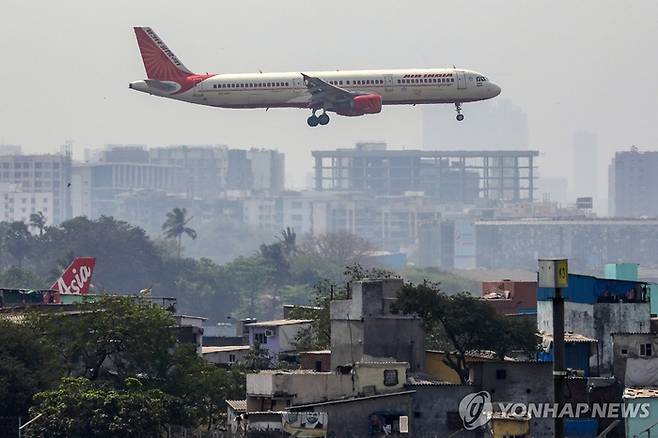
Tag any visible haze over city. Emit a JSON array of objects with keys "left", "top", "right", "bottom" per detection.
[
  {"left": 3, "top": 2, "right": 658, "bottom": 437},
  {"left": 2, "top": 1, "right": 657, "bottom": 191}
]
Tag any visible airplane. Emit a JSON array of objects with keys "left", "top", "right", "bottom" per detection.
[
  {"left": 129, "top": 27, "right": 501, "bottom": 127},
  {"left": 49, "top": 257, "right": 96, "bottom": 298}
]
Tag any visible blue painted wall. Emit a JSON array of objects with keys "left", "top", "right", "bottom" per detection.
[
  {"left": 538, "top": 343, "right": 592, "bottom": 376},
  {"left": 538, "top": 274, "right": 646, "bottom": 304}
]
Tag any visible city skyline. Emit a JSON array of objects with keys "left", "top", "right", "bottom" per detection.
[{"left": 1, "top": 1, "right": 657, "bottom": 190}]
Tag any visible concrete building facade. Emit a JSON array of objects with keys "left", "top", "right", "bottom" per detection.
[
  {"left": 609, "top": 147, "right": 658, "bottom": 218},
  {"left": 313, "top": 144, "right": 538, "bottom": 203},
  {"left": 537, "top": 273, "right": 650, "bottom": 375},
  {"left": 330, "top": 279, "right": 425, "bottom": 371},
  {"left": 0, "top": 151, "right": 72, "bottom": 224}
]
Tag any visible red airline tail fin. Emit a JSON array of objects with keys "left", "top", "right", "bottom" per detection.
[
  {"left": 133, "top": 27, "right": 194, "bottom": 82},
  {"left": 50, "top": 257, "right": 96, "bottom": 295}
]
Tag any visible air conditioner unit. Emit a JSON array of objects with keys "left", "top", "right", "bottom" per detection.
[{"left": 264, "top": 329, "right": 274, "bottom": 337}]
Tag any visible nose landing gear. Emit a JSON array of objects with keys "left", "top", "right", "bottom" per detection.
[{"left": 455, "top": 102, "right": 464, "bottom": 121}]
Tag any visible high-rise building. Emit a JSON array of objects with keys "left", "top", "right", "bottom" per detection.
[
  {"left": 0, "top": 145, "right": 22, "bottom": 155},
  {"left": 226, "top": 148, "right": 284, "bottom": 194},
  {"left": 609, "top": 147, "right": 658, "bottom": 217},
  {"left": 0, "top": 152, "right": 72, "bottom": 224},
  {"left": 572, "top": 131, "right": 598, "bottom": 200},
  {"left": 0, "top": 183, "right": 54, "bottom": 225},
  {"left": 313, "top": 144, "right": 538, "bottom": 203},
  {"left": 422, "top": 98, "right": 529, "bottom": 150},
  {"left": 149, "top": 145, "right": 229, "bottom": 199}
]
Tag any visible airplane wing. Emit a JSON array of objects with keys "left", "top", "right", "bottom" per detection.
[{"left": 301, "top": 73, "right": 358, "bottom": 109}]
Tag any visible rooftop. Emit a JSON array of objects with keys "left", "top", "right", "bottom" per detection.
[
  {"left": 287, "top": 390, "right": 417, "bottom": 410},
  {"left": 245, "top": 319, "right": 313, "bottom": 327},
  {"left": 202, "top": 346, "right": 250, "bottom": 354},
  {"left": 541, "top": 331, "right": 598, "bottom": 344},
  {"left": 624, "top": 387, "right": 658, "bottom": 399},
  {"left": 226, "top": 400, "right": 247, "bottom": 413}
]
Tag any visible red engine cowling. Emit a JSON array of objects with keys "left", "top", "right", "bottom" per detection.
[{"left": 337, "top": 94, "right": 382, "bottom": 116}]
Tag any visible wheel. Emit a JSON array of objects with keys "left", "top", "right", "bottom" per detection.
[
  {"left": 456, "top": 114, "right": 464, "bottom": 121},
  {"left": 318, "top": 113, "right": 330, "bottom": 126},
  {"left": 307, "top": 115, "right": 319, "bottom": 127}
]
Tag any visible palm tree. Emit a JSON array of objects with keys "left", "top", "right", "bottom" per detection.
[
  {"left": 278, "top": 227, "right": 297, "bottom": 256},
  {"left": 29, "top": 211, "right": 46, "bottom": 236},
  {"left": 162, "top": 207, "right": 197, "bottom": 258}
]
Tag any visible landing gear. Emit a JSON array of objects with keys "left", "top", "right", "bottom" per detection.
[
  {"left": 307, "top": 115, "right": 319, "bottom": 127},
  {"left": 455, "top": 102, "right": 464, "bottom": 121},
  {"left": 307, "top": 110, "right": 330, "bottom": 127}
]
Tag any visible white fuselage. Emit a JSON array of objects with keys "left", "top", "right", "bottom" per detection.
[{"left": 130, "top": 68, "right": 501, "bottom": 110}]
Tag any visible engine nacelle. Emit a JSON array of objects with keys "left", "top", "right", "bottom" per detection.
[{"left": 336, "top": 94, "right": 382, "bottom": 116}]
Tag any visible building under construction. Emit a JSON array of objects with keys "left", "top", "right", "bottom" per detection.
[{"left": 312, "top": 144, "right": 539, "bottom": 203}]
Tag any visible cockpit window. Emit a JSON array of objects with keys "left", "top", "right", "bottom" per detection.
[{"left": 476, "top": 76, "right": 488, "bottom": 82}]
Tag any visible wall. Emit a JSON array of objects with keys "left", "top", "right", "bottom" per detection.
[
  {"left": 537, "top": 301, "right": 595, "bottom": 338},
  {"left": 469, "top": 361, "right": 554, "bottom": 438},
  {"left": 300, "top": 352, "right": 331, "bottom": 372},
  {"left": 538, "top": 301, "right": 650, "bottom": 375},
  {"left": 594, "top": 303, "right": 651, "bottom": 375},
  {"left": 203, "top": 349, "right": 248, "bottom": 366},
  {"left": 482, "top": 280, "right": 537, "bottom": 315},
  {"left": 625, "top": 397, "right": 658, "bottom": 437},
  {"left": 611, "top": 333, "right": 658, "bottom": 386},
  {"left": 247, "top": 371, "right": 354, "bottom": 409},
  {"left": 289, "top": 392, "right": 413, "bottom": 438},
  {"left": 330, "top": 280, "right": 424, "bottom": 370},
  {"left": 410, "top": 384, "right": 478, "bottom": 438}
]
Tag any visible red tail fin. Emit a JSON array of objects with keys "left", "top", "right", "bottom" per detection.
[
  {"left": 50, "top": 257, "right": 96, "bottom": 295},
  {"left": 133, "top": 27, "right": 193, "bottom": 81}
]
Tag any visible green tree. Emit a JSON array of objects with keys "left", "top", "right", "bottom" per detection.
[
  {"left": 0, "top": 266, "right": 46, "bottom": 289},
  {"left": 243, "top": 342, "right": 272, "bottom": 371},
  {"left": 162, "top": 207, "right": 197, "bottom": 258},
  {"left": 165, "top": 344, "right": 246, "bottom": 430},
  {"left": 29, "top": 211, "right": 46, "bottom": 236},
  {"left": 0, "top": 320, "right": 60, "bottom": 418},
  {"left": 26, "top": 296, "right": 175, "bottom": 381},
  {"left": 1, "top": 221, "right": 33, "bottom": 268},
  {"left": 26, "top": 377, "right": 173, "bottom": 438},
  {"left": 394, "top": 282, "right": 539, "bottom": 383}
]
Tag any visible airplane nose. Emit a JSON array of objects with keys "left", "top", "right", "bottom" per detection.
[{"left": 490, "top": 83, "right": 501, "bottom": 97}]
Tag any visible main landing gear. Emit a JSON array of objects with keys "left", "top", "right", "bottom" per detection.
[
  {"left": 307, "top": 110, "right": 330, "bottom": 127},
  {"left": 455, "top": 102, "right": 464, "bottom": 121}
]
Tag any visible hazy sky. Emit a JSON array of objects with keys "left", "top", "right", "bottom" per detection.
[{"left": 1, "top": 1, "right": 657, "bottom": 192}]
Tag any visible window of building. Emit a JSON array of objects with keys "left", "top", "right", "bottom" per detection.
[
  {"left": 621, "top": 348, "right": 629, "bottom": 356},
  {"left": 640, "top": 343, "right": 653, "bottom": 357},
  {"left": 383, "top": 369, "right": 399, "bottom": 386},
  {"left": 254, "top": 333, "right": 267, "bottom": 345},
  {"left": 314, "top": 360, "right": 322, "bottom": 372},
  {"left": 229, "top": 353, "right": 236, "bottom": 363},
  {"left": 496, "top": 369, "right": 507, "bottom": 380}
]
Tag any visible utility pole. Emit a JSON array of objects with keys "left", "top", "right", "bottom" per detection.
[{"left": 539, "top": 259, "right": 568, "bottom": 438}]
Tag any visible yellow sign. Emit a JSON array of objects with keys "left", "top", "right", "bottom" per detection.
[{"left": 556, "top": 259, "right": 568, "bottom": 287}]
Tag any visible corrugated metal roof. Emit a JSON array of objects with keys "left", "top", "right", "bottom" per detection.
[
  {"left": 245, "top": 319, "right": 312, "bottom": 327},
  {"left": 202, "top": 346, "right": 250, "bottom": 354},
  {"left": 541, "top": 331, "right": 598, "bottom": 343},
  {"left": 287, "top": 390, "right": 417, "bottom": 409},
  {"left": 226, "top": 400, "right": 247, "bottom": 412},
  {"left": 624, "top": 387, "right": 658, "bottom": 399}
]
